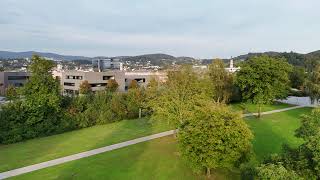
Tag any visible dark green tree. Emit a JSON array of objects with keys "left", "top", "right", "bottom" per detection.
[
  {"left": 236, "top": 55, "right": 293, "bottom": 117},
  {"left": 179, "top": 101, "right": 253, "bottom": 177},
  {"left": 21, "top": 55, "right": 65, "bottom": 137}
]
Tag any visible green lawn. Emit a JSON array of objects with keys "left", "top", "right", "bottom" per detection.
[
  {"left": 11, "top": 136, "right": 239, "bottom": 180},
  {"left": 0, "top": 118, "right": 172, "bottom": 172},
  {"left": 231, "top": 102, "right": 294, "bottom": 114},
  {"left": 246, "top": 107, "right": 312, "bottom": 161},
  {"left": 1, "top": 106, "right": 312, "bottom": 179}
]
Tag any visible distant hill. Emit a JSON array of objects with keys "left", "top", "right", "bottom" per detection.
[
  {"left": 307, "top": 50, "right": 320, "bottom": 57},
  {"left": 117, "top": 53, "right": 197, "bottom": 66},
  {"left": 233, "top": 51, "right": 308, "bottom": 66},
  {"left": 2, "top": 50, "right": 320, "bottom": 67},
  {"left": 0, "top": 51, "right": 90, "bottom": 61}
]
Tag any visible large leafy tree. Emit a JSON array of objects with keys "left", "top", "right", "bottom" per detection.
[
  {"left": 179, "top": 101, "right": 253, "bottom": 177},
  {"left": 21, "top": 55, "right": 64, "bottom": 137},
  {"left": 150, "top": 65, "right": 211, "bottom": 129},
  {"left": 208, "top": 59, "right": 234, "bottom": 103},
  {"left": 236, "top": 55, "right": 292, "bottom": 117}
]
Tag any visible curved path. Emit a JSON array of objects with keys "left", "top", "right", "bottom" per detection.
[{"left": 0, "top": 105, "right": 307, "bottom": 179}]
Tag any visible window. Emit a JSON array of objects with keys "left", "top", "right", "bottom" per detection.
[
  {"left": 135, "top": 78, "right": 146, "bottom": 83},
  {"left": 66, "top": 75, "right": 82, "bottom": 80},
  {"left": 14, "top": 83, "right": 23, "bottom": 87},
  {"left": 103, "top": 76, "right": 114, "bottom": 80},
  {"left": 64, "top": 82, "right": 75, "bottom": 86},
  {"left": 90, "top": 83, "right": 107, "bottom": 87},
  {"left": 8, "top": 76, "right": 28, "bottom": 80}
]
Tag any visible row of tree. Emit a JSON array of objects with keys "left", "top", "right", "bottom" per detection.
[{"left": 0, "top": 55, "right": 154, "bottom": 144}]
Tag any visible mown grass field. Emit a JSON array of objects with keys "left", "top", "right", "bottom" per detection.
[
  {"left": 0, "top": 118, "right": 172, "bottom": 172},
  {"left": 1, "top": 105, "right": 312, "bottom": 179}
]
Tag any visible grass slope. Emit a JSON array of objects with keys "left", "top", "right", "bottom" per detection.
[
  {"left": 11, "top": 136, "right": 239, "bottom": 180},
  {"left": 0, "top": 118, "right": 172, "bottom": 172},
  {"left": 246, "top": 107, "right": 312, "bottom": 161},
  {"left": 1, "top": 106, "right": 312, "bottom": 179}
]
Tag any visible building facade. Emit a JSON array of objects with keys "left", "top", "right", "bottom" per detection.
[
  {"left": 55, "top": 70, "right": 126, "bottom": 95},
  {"left": 124, "top": 71, "right": 167, "bottom": 90},
  {"left": 92, "top": 58, "right": 123, "bottom": 72},
  {"left": 0, "top": 72, "right": 30, "bottom": 95}
]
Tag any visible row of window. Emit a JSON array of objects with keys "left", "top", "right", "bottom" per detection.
[
  {"left": 63, "top": 82, "right": 107, "bottom": 87},
  {"left": 125, "top": 78, "right": 146, "bottom": 83},
  {"left": 8, "top": 76, "right": 29, "bottom": 80},
  {"left": 65, "top": 76, "right": 115, "bottom": 80},
  {"left": 66, "top": 76, "right": 83, "bottom": 80}
]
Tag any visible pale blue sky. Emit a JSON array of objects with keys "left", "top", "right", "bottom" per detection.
[{"left": 0, "top": 0, "right": 319, "bottom": 58}]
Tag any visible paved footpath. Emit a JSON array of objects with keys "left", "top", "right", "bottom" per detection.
[
  {"left": 0, "top": 105, "right": 307, "bottom": 179},
  {"left": 242, "top": 105, "right": 307, "bottom": 117}
]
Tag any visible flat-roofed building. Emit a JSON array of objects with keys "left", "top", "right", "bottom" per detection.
[
  {"left": 56, "top": 70, "right": 126, "bottom": 95},
  {"left": 124, "top": 71, "right": 167, "bottom": 90},
  {"left": 0, "top": 72, "right": 30, "bottom": 95}
]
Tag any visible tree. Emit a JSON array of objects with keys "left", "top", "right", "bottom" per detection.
[
  {"left": 236, "top": 55, "right": 293, "bottom": 117},
  {"left": 290, "top": 67, "right": 305, "bottom": 90},
  {"left": 208, "top": 59, "right": 233, "bottom": 103},
  {"left": 178, "top": 101, "right": 253, "bottom": 177},
  {"left": 305, "top": 64, "right": 320, "bottom": 104},
  {"left": 143, "top": 78, "right": 160, "bottom": 115},
  {"left": 150, "top": 65, "right": 211, "bottom": 129},
  {"left": 256, "top": 163, "right": 301, "bottom": 180},
  {"left": 21, "top": 55, "right": 65, "bottom": 138},
  {"left": 5, "top": 84, "right": 18, "bottom": 102},
  {"left": 295, "top": 108, "right": 320, "bottom": 139},
  {"left": 128, "top": 80, "right": 138, "bottom": 89},
  {"left": 126, "top": 87, "right": 145, "bottom": 118},
  {"left": 106, "top": 79, "right": 119, "bottom": 92},
  {"left": 79, "top": 80, "right": 91, "bottom": 95}
]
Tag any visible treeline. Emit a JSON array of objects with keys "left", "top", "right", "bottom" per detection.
[{"left": 0, "top": 55, "right": 152, "bottom": 144}]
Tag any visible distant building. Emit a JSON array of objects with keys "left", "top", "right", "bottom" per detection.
[
  {"left": 124, "top": 71, "right": 167, "bottom": 91},
  {"left": 54, "top": 70, "right": 126, "bottom": 95},
  {"left": 0, "top": 72, "right": 30, "bottom": 95},
  {"left": 225, "top": 59, "right": 240, "bottom": 73},
  {"left": 92, "top": 58, "right": 123, "bottom": 72}
]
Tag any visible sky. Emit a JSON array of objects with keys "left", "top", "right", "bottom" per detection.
[{"left": 0, "top": 0, "right": 320, "bottom": 58}]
